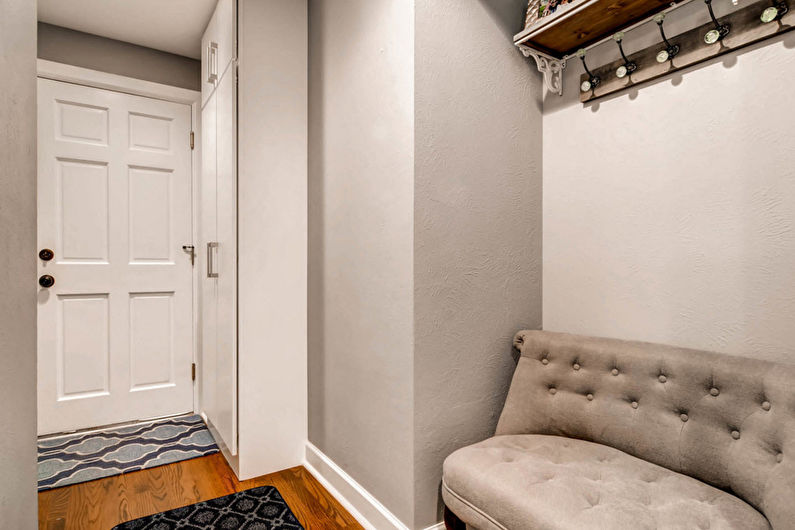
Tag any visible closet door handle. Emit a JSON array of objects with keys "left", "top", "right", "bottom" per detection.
[{"left": 207, "top": 242, "right": 218, "bottom": 278}]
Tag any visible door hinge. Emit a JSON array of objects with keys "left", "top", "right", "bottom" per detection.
[
  {"left": 191, "top": 362, "right": 196, "bottom": 381},
  {"left": 190, "top": 131, "right": 195, "bottom": 150}
]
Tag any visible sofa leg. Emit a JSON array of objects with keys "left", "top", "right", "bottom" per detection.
[{"left": 444, "top": 506, "right": 466, "bottom": 530}]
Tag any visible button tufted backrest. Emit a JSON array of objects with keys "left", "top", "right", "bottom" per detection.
[{"left": 496, "top": 331, "right": 795, "bottom": 529}]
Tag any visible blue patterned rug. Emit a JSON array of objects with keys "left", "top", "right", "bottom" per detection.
[
  {"left": 112, "top": 486, "right": 304, "bottom": 529},
  {"left": 38, "top": 414, "right": 219, "bottom": 491}
]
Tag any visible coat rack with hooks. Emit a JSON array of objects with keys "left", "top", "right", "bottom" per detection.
[{"left": 514, "top": 0, "right": 793, "bottom": 100}]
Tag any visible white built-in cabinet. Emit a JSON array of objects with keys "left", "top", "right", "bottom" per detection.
[
  {"left": 200, "top": 0, "right": 237, "bottom": 456},
  {"left": 199, "top": 0, "right": 307, "bottom": 480}
]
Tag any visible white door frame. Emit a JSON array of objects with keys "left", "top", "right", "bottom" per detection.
[{"left": 36, "top": 59, "right": 203, "bottom": 417}]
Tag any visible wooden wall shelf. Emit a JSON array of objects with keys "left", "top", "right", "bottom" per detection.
[
  {"left": 514, "top": 0, "right": 793, "bottom": 97},
  {"left": 514, "top": 0, "right": 686, "bottom": 58},
  {"left": 513, "top": 0, "right": 691, "bottom": 95}
]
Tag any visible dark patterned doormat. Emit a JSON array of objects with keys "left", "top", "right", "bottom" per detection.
[
  {"left": 112, "top": 486, "right": 304, "bottom": 529},
  {"left": 38, "top": 414, "right": 218, "bottom": 491}
]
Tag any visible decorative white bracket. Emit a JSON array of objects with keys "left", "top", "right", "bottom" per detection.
[{"left": 518, "top": 44, "right": 566, "bottom": 96}]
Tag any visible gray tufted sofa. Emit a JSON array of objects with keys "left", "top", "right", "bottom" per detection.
[{"left": 442, "top": 331, "right": 795, "bottom": 530}]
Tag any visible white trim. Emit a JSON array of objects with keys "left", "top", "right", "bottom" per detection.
[
  {"left": 37, "top": 58, "right": 203, "bottom": 418},
  {"left": 304, "top": 442, "right": 444, "bottom": 530},
  {"left": 189, "top": 91, "right": 202, "bottom": 418},
  {"left": 37, "top": 59, "right": 200, "bottom": 104}
]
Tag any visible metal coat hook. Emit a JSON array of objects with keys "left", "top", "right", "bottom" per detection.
[
  {"left": 612, "top": 32, "right": 637, "bottom": 79},
  {"left": 653, "top": 13, "right": 680, "bottom": 63},
  {"left": 703, "top": 0, "right": 730, "bottom": 44},
  {"left": 577, "top": 48, "right": 600, "bottom": 92},
  {"left": 760, "top": 0, "right": 788, "bottom": 22}
]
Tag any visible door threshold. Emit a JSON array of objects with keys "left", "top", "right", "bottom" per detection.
[{"left": 37, "top": 411, "right": 196, "bottom": 441}]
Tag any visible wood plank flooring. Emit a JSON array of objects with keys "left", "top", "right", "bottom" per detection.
[{"left": 38, "top": 453, "right": 363, "bottom": 529}]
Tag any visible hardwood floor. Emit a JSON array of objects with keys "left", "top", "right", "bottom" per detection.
[{"left": 38, "top": 453, "right": 363, "bottom": 529}]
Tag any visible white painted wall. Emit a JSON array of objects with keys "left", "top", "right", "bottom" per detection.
[
  {"left": 413, "top": 0, "right": 542, "bottom": 527},
  {"left": 0, "top": 0, "right": 38, "bottom": 526},
  {"left": 38, "top": 0, "right": 216, "bottom": 59},
  {"left": 38, "top": 23, "right": 201, "bottom": 90},
  {"left": 236, "top": 0, "right": 308, "bottom": 478},
  {"left": 308, "top": 0, "right": 416, "bottom": 523},
  {"left": 543, "top": 2, "right": 795, "bottom": 364}
]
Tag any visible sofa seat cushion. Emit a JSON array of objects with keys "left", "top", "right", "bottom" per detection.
[{"left": 442, "top": 435, "right": 770, "bottom": 530}]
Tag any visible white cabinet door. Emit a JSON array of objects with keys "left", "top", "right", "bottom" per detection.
[
  {"left": 37, "top": 78, "right": 194, "bottom": 435},
  {"left": 200, "top": 0, "right": 237, "bottom": 457},
  {"left": 214, "top": 0, "right": 236, "bottom": 78},
  {"left": 201, "top": 90, "right": 219, "bottom": 431},
  {"left": 214, "top": 65, "right": 237, "bottom": 455},
  {"left": 200, "top": 0, "right": 236, "bottom": 108}
]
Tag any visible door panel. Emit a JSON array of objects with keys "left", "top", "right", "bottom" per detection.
[
  {"left": 37, "top": 78, "right": 194, "bottom": 435},
  {"left": 129, "top": 166, "right": 174, "bottom": 262},
  {"left": 201, "top": 90, "right": 219, "bottom": 434},
  {"left": 57, "top": 159, "right": 109, "bottom": 262},
  {"left": 129, "top": 112, "right": 172, "bottom": 152},
  {"left": 56, "top": 100, "right": 109, "bottom": 145},
  {"left": 199, "top": 0, "right": 238, "bottom": 457},
  {"left": 58, "top": 294, "right": 110, "bottom": 399},
  {"left": 129, "top": 292, "right": 175, "bottom": 390},
  {"left": 214, "top": 0, "right": 237, "bottom": 78},
  {"left": 214, "top": 65, "right": 237, "bottom": 455}
]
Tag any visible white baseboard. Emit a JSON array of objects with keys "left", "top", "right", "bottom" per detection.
[{"left": 304, "top": 442, "right": 445, "bottom": 530}]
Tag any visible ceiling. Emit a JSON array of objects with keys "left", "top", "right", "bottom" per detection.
[{"left": 38, "top": 0, "right": 217, "bottom": 59}]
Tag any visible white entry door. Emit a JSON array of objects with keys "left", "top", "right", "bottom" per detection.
[{"left": 37, "top": 78, "right": 195, "bottom": 435}]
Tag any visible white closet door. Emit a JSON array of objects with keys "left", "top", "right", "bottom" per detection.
[
  {"left": 200, "top": 0, "right": 237, "bottom": 457},
  {"left": 200, "top": 64, "right": 237, "bottom": 456},
  {"left": 201, "top": 90, "right": 219, "bottom": 431},
  {"left": 37, "top": 78, "right": 194, "bottom": 435},
  {"left": 214, "top": 0, "right": 236, "bottom": 77},
  {"left": 214, "top": 65, "right": 238, "bottom": 455}
]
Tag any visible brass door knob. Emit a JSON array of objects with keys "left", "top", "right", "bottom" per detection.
[{"left": 39, "top": 275, "right": 55, "bottom": 288}]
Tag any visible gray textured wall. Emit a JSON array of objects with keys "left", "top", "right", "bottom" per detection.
[
  {"left": 308, "top": 0, "right": 415, "bottom": 523},
  {"left": 0, "top": 0, "right": 38, "bottom": 526},
  {"left": 543, "top": 1, "right": 795, "bottom": 365},
  {"left": 308, "top": 0, "right": 542, "bottom": 527},
  {"left": 38, "top": 22, "right": 200, "bottom": 90},
  {"left": 413, "top": 0, "right": 543, "bottom": 526}
]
